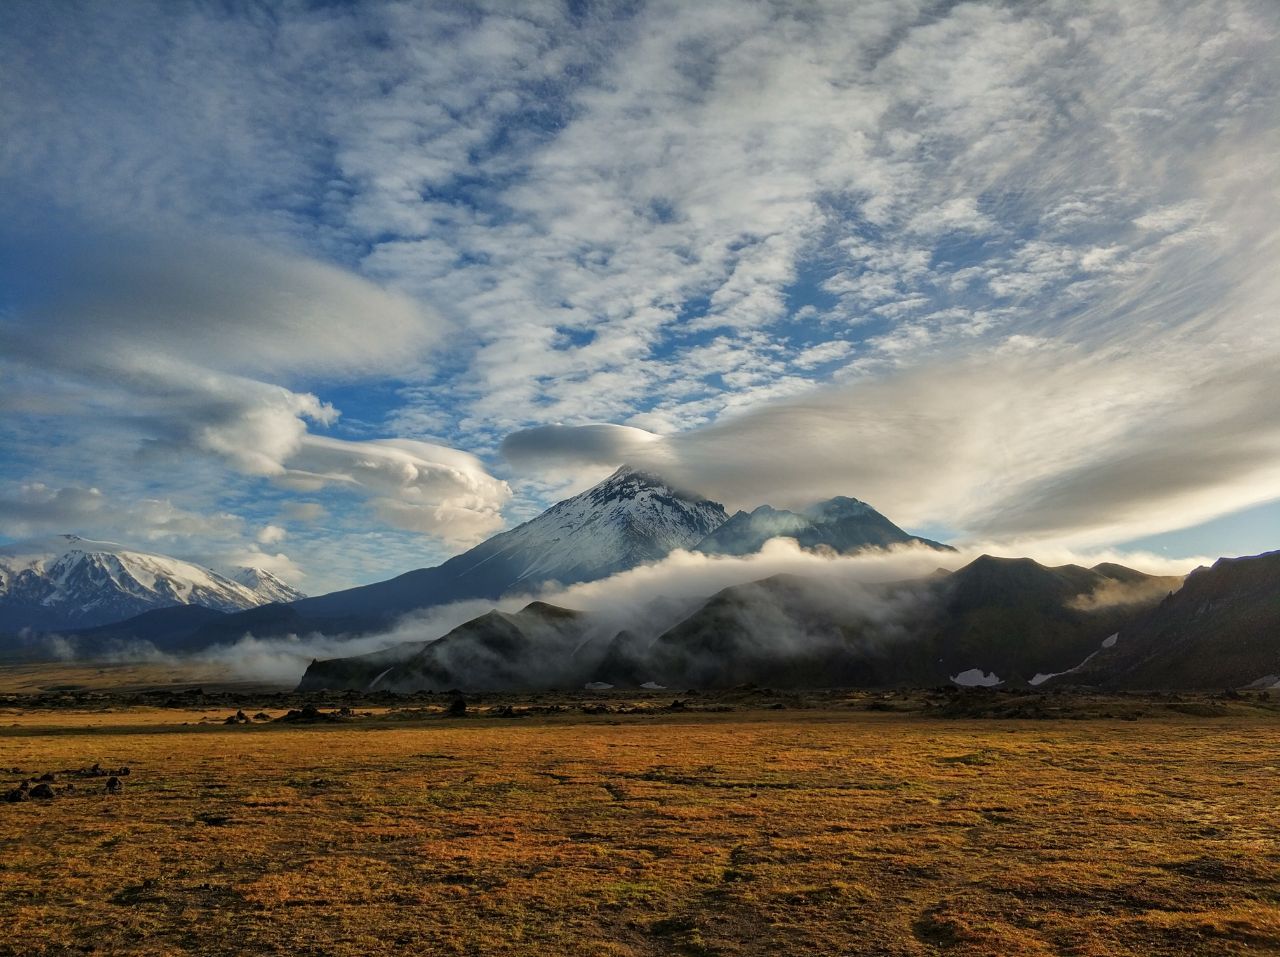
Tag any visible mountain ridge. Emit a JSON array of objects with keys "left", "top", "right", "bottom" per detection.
[
  {"left": 694, "top": 497, "right": 953, "bottom": 557},
  {"left": 0, "top": 534, "right": 304, "bottom": 632}
]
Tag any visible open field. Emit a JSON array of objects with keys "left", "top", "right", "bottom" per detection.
[
  {"left": 0, "top": 660, "right": 290, "bottom": 696},
  {"left": 2, "top": 692, "right": 1279, "bottom": 956}
]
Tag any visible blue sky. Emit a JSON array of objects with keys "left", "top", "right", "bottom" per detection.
[{"left": 1, "top": 1, "right": 1278, "bottom": 592}]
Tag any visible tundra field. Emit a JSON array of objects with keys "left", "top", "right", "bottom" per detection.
[{"left": 2, "top": 680, "right": 1279, "bottom": 956}]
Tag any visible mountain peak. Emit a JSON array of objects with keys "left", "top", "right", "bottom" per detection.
[
  {"left": 0, "top": 537, "right": 301, "bottom": 632},
  {"left": 696, "top": 494, "right": 953, "bottom": 556},
  {"left": 230, "top": 566, "right": 306, "bottom": 603},
  {"left": 802, "top": 496, "right": 876, "bottom": 521},
  {"left": 588, "top": 464, "right": 710, "bottom": 504}
]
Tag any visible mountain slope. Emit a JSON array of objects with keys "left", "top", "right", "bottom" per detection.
[
  {"left": 230, "top": 567, "right": 305, "bottom": 604},
  {"left": 298, "top": 601, "right": 596, "bottom": 692},
  {"left": 647, "top": 556, "right": 1179, "bottom": 689},
  {"left": 1066, "top": 550, "right": 1280, "bottom": 689},
  {"left": 300, "top": 555, "right": 1181, "bottom": 692},
  {"left": 694, "top": 496, "right": 953, "bottom": 556},
  {"left": 0, "top": 535, "right": 304, "bottom": 632},
  {"left": 269, "top": 466, "right": 727, "bottom": 624}
]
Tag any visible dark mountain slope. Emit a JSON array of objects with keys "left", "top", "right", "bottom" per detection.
[
  {"left": 1069, "top": 550, "right": 1280, "bottom": 689},
  {"left": 299, "top": 601, "right": 595, "bottom": 692},
  {"left": 648, "top": 556, "right": 1178, "bottom": 689}
]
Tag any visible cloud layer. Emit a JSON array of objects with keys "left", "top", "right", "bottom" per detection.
[
  {"left": 1, "top": 1, "right": 1277, "bottom": 585},
  {"left": 0, "top": 231, "right": 512, "bottom": 550}
]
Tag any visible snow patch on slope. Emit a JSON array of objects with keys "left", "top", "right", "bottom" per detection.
[
  {"left": 951, "top": 668, "right": 1002, "bottom": 687},
  {"left": 1030, "top": 633, "right": 1120, "bottom": 686}
]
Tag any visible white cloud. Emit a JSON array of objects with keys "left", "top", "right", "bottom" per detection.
[
  {"left": 285, "top": 436, "right": 511, "bottom": 545},
  {"left": 505, "top": 329, "right": 1280, "bottom": 548},
  {"left": 0, "top": 483, "right": 243, "bottom": 543},
  {"left": 6, "top": 231, "right": 441, "bottom": 379},
  {"left": 0, "top": 229, "right": 510, "bottom": 545},
  {"left": 283, "top": 502, "right": 327, "bottom": 523},
  {"left": 256, "top": 524, "right": 287, "bottom": 546},
  {"left": 2, "top": 1, "right": 1278, "bottom": 583}
]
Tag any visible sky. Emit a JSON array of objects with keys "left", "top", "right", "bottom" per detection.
[{"left": 1, "top": 0, "right": 1277, "bottom": 594}]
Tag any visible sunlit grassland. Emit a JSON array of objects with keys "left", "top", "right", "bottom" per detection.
[{"left": 2, "top": 708, "right": 1278, "bottom": 956}]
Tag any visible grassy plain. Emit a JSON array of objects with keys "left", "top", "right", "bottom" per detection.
[{"left": 1, "top": 687, "right": 1278, "bottom": 956}]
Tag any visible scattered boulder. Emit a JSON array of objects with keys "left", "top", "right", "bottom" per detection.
[
  {"left": 105, "top": 776, "right": 123, "bottom": 795},
  {"left": 29, "top": 783, "right": 55, "bottom": 800},
  {"left": 4, "top": 787, "right": 28, "bottom": 803},
  {"left": 252, "top": 712, "right": 271, "bottom": 722},
  {"left": 275, "top": 703, "right": 349, "bottom": 724}
]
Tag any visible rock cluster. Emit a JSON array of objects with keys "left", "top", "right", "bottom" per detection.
[{"left": 4, "top": 763, "right": 132, "bottom": 803}]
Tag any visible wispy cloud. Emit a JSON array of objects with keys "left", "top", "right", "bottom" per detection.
[{"left": 1, "top": 1, "right": 1277, "bottom": 584}]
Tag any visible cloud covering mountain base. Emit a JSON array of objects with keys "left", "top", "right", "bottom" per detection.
[{"left": 33, "top": 537, "right": 1199, "bottom": 687}]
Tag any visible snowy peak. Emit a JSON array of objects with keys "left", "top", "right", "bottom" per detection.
[
  {"left": 473, "top": 464, "right": 728, "bottom": 585},
  {"left": 284, "top": 465, "right": 730, "bottom": 623},
  {"left": 802, "top": 496, "right": 877, "bottom": 522},
  {"left": 230, "top": 567, "right": 306, "bottom": 604},
  {"left": 695, "top": 495, "right": 953, "bottom": 556},
  {"left": 0, "top": 536, "right": 304, "bottom": 632}
]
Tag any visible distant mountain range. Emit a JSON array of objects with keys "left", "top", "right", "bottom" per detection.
[
  {"left": 6, "top": 469, "right": 1276, "bottom": 693},
  {"left": 37, "top": 466, "right": 950, "bottom": 651},
  {"left": 301, "top": 548, "right": 1280, "bottom": 693},
  {"left": 0, "top": 535, "right": 303, "bottom": 633}
]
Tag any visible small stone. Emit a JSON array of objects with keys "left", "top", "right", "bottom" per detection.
[
  {"left": 29, "top": 783, "right": 55, "bottom": 800},
  {"left": 105, "top": 776, "right": 123, "bottom": 794}
]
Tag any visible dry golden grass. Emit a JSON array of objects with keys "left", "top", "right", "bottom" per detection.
[
  {"left": 2, "top": 706, "right": 1278, "bottom": 955},
  {"left": 0, "top": 660, "right": 288, "bottom": 695}
]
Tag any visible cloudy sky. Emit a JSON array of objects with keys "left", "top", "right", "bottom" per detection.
[{"left": 1, "top": 0, "right": 1277, "bottom": 592}]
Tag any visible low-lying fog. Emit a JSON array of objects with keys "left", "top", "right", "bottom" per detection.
[{"left": 31, "top": 538, "right": 1206, "bottom": 685}]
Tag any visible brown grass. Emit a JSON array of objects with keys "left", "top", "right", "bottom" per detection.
[{"left": 1, "top": 705, "right": 1278, "bottom": 955}]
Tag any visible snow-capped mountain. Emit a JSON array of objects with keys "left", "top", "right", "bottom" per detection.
[
  {"left": 230, "top": 567, "right": 306, "bottom": 605},
  {"left": 463, "top": 465, "right": 729, "bottom": 586},
  {"left": 285, "top": 466, "right": 728, "bottom": 623},
  {"left": 0, "top": 535, "right": 304, "bottom": 633},
  {"left": 694, "top": 495, "right": 953, "bottom": 556}
]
